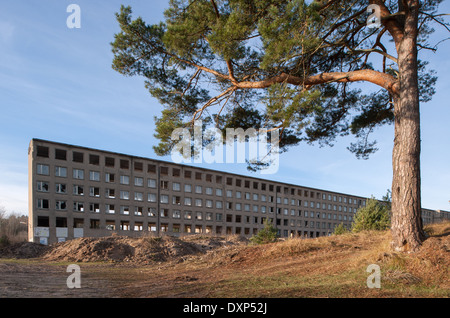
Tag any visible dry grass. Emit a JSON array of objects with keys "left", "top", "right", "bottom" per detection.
[
  {"left": 1, "top": 222, "right": 448, "bottom": 298},
  {"left": 166, "top": 222, "right": 449, "bottom": 298}
]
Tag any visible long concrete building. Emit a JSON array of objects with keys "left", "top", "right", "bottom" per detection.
[{"left": 28, "top": 138, "right": 450, "bottom": 245}]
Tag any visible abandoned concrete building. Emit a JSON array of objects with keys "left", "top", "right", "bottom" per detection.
[{"left": 28, "top": 138, "right": 450, "bottom": 245}]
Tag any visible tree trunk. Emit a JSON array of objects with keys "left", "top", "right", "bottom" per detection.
[{"left": 390, "top": 0, "right": 426, "bottom": 252}]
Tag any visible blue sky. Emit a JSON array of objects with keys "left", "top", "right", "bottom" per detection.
[{"left": 0, "top": 1, "right": 449, "bottom": 215}]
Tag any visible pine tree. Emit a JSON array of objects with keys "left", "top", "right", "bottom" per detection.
[
  {"left": 250, "top": 219, "right": 278, "bottom": 244},
  {"left": 352, "top": 198, "right": 391, "bottom": 233},
  {"left": 111, "top": 1, "right": 449, "bottom": 251}
]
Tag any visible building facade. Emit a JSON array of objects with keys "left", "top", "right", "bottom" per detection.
[{"left": 28, "top": 139, "right": 449, "bottom": 245}]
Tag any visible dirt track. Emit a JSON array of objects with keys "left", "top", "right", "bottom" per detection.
[
  {"left": 0, "top": 261, "right": 114, "bottom": 297},
  {"left": 1, "top": 225, "right": 448, "bottom": 298},
  {"left": 0, "top": 235, "right": 243, "bottom": 298},
  {"left": 0, "top": 258, "right": 231, "bottom": 298}
]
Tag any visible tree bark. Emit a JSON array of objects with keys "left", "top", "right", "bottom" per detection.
[{"left": 390, "top": 0, "right": 426, "bottom": 252}]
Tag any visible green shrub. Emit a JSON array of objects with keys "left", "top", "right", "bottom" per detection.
[
  {"left": 333, "top": 223, "right": 349, "bottom": 235},
  {"left": 250, "top": 219, "right": 278, "bottom": 245},
  {"left": 352, "top": 197, "right": 391, "bottom": 233}
]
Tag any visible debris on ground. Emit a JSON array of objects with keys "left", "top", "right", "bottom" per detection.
[{"left": 0, "top": 234, "right": 247, "bottom": 264}]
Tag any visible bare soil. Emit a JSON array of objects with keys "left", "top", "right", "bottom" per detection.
[{"left": 0, "top": 224, "right": 448, "bottom": 298}]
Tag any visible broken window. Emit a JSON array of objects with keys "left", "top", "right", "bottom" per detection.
[
  {"left": 120, "top": 206, "right": 129, "bottom": 215},
  {"left": 105, "top": 188, "right": 115, "bottom": 198},
  {"left": 56, "top": 217, "right": 67, "bottom": 227},
  {"left": 89, "top": 154, "right": 100, "bottom": 165},
  {"left": 172, "top": 210, "right": 181, "bottom": 218},
  {"left": 37, "top": 181, "right": 49, "bottom": 192},
  {"left": 55, "top": 200, "right": 67, "bottom": 210},
  {"left": 73, "top": 218, "right": 84, "bottom": 228},
  {"left": 134, "top": 206, "right": 143, "bottom": 216},
  {"left": 172, "top": 168, "right": 180, "bottom": 177},
  {"left": 73, "top": 202, "right": 84, "bottom": 212},
  {"left": 37, "top": 216, "right": 49, "bottom": 227},
  {"left": 73, "top": 185, "right": 84, "bottom": 196},
  {"left": 161, "top": 223, "right": 169, "bottom": 232},
  {"left": 55, "top": 183, "right": 66, "bottom": 194},
  {"left": 148, "top": 207, "right": 156, "bottom": 217},
  {"left": 160, "top": 180, "right": 169, "bottom": 189},
  {"left": 120, "top": 159, "right": 129, "bottom": 170},
  {"left": 160, "top": 209, "right": 169, "bottom": 218},
  {"left": 160, "top": 166, "right": 168, "bottom": 176},
  {"left": 105, "top": 220, "right": 115, "bottom": 231},
  {"left": 37, "top": 199, "right": 49, "bottom": 209},
  {"left": 73, "top": 151, "right": 84, "bottom": 163},
  {"left": 90, "top": 219, "right": 100, "bottom": 229},
  {"left": 134, "top": 161, "right": 143, "bottom": 171},
  {"left": 195, "top": 225, "right": 202, "bottom": 233},
  {"left": 147, "top": 164, "right": 156, "bottom": 173},
  {"left": 55, "top": 149, "right": 67, "bottom": 160},
  {"left": 106, "top": 204, "right": 115, "bottom": 214},
  {"left": 89, "top": 186, "right": 100, "bottom": 197},
  {"left": 173, "top": 196, "right": 181, "bottom": 205},
  {"left": 148, "top": 223, "right": 157, "bottom": 232},
  {"left": 36, "top": 146, "right": 49, "bottom": 158},
  {"left": 105, "top": 156, "right": 115, "bottom": 167},
  {"left": 90, "top": 203, "right": 100, "bottom": 213},
  {"left": 134, "top": 222, "right": 143, "bottom": 231}
]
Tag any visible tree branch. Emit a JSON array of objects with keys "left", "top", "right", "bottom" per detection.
[
  {"left": 369, "top": 0, "right": 404, "bottom": 49},
  {"left": 235, "top": 70, "right": 399, "bottom": 95}
]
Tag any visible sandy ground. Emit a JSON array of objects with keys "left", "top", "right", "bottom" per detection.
[
  {"left": 0, "top": 261, "right": 116, "bottom": 298},
  {"left": 0, "top": 225, "right": 448, "bottom": 298},
  {"left": 0, "top": 235, "right": 242, "bottom": 298}
]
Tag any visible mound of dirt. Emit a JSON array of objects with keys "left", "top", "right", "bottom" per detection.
[
  {"left": 42, "top": 235, "right": 244, "bottom": 264},
  {"left": 0, "top": 242, "right": 49, "bottom": 259}
]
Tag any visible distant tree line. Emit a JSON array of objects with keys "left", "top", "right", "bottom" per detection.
[{"left": 0, "top": 206, "right": 28, "bottom": 246}]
